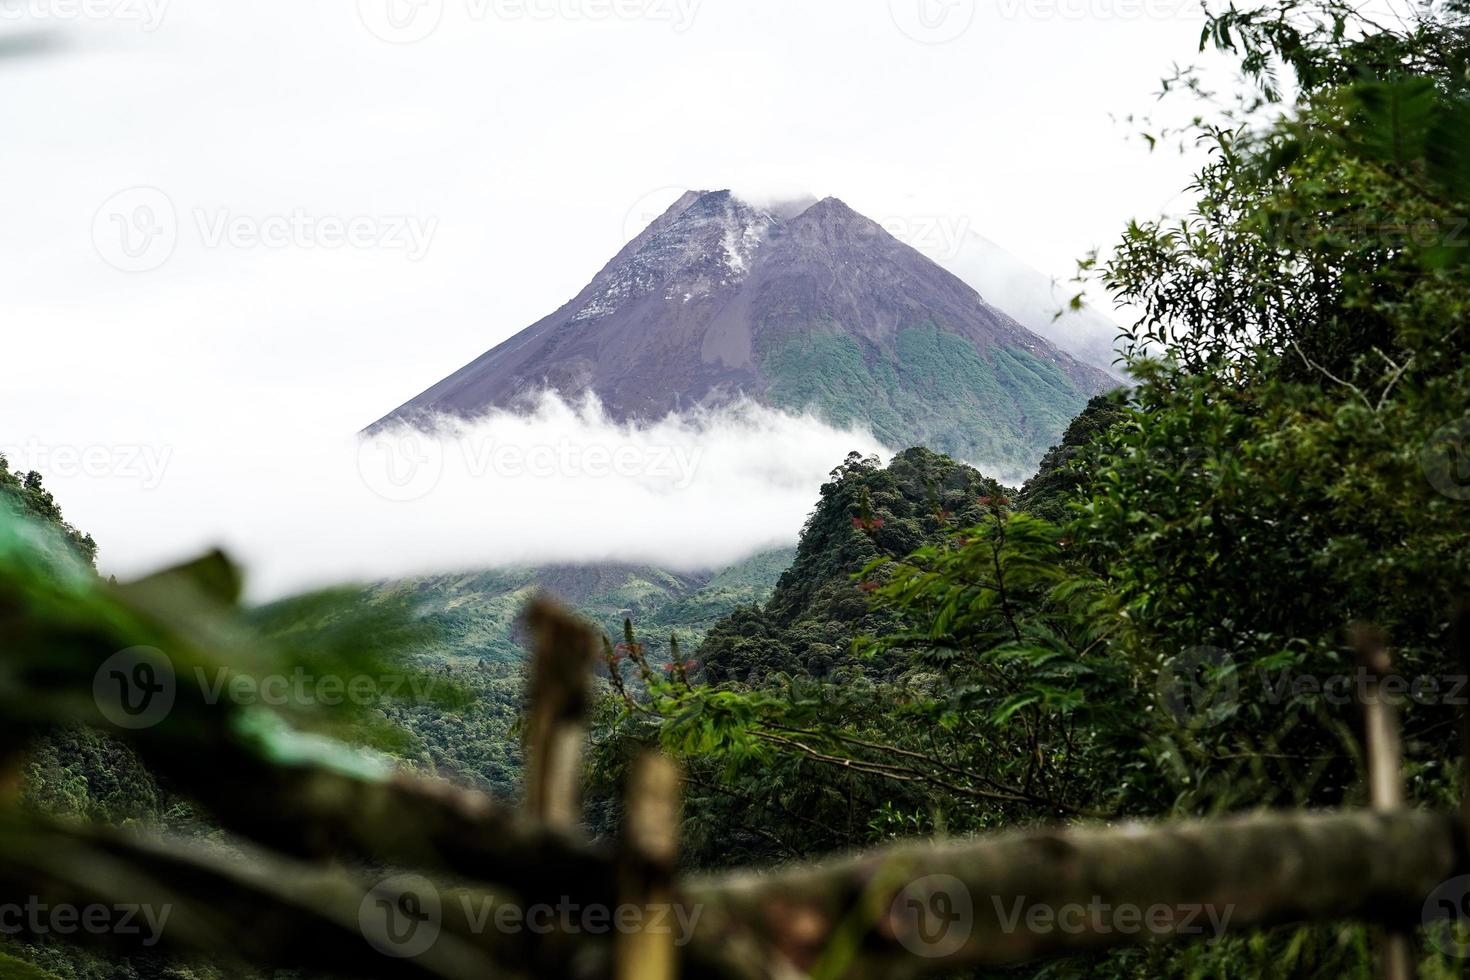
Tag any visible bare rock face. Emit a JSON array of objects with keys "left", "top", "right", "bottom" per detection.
[{"left": 370, "top": 190, "right": 1118, "bottom": 474}]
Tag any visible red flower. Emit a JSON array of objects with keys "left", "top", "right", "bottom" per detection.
[{"left": 858, "top": 580, "right": 879, "bottom": 593}]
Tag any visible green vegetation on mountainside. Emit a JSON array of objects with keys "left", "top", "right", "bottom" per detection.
[
  {"left": 0, "top": 457, "right": 95, "bottom": 566},
  {"left": 761, "top": 326, "right": 1099, "bottom": 477},
  {"left": 358, "top": 548, "right": 794, "bottom": 664},
  {"left": 241, "top": 549, "right": 797, "bottom": 801},
  {"left": 700, "top": 447, "right": 1004, "bottom": 682}
]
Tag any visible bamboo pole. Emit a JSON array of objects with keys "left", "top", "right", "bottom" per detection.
[
  {"left": 1455, "top": 603, "right": 1470, "bottom": 858},
  {"left": 523, "top": 597, "right": 598, "bottom": 833},
  {"left": 617, "top": 752, "right": 682, "bottom": 980},
  {"left": 1352, "top": 624, "right": 1415, "bottom": 980}
]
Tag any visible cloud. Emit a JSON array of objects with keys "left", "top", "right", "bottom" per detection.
[{"left": 31, "top": 395, "right": 896, "bottom": 600}]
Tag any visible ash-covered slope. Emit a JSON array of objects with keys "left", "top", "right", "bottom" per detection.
[{"left": 371, "top": 190, "right": 1117, "bottom": 473}]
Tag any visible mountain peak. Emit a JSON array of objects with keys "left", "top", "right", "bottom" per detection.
[
  {"left": 780, "top": 195, "right": 886, "bottom": 245},
  {"left": 804, "top": 195, "right": 856, "bottom": 215},
  {"left": 370, "top": 191, "right": 1118, "bottom": 475}
]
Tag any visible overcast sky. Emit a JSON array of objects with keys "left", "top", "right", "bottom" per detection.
[{"left": 0, "top": 0, "right": 1221, "bottom": 594}]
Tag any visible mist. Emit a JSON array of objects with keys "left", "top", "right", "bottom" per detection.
[{"left": 18, "top": 395, "right": 914, "bottom": 601}]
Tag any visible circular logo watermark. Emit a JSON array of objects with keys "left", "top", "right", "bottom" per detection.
[
  {"left": 887, "top": 873, "right": 973, "bottom": 958},
  {"left": 889, "top": 0, "right": 976, "bottom": 43},
  {"left": 1422, "top": 417, "right": 1470, "bottom": 501},
  {"left": 357, "top": 0, "right": 444, "bottom": 43},
  {"left": 1156, "top": 645, "right": 1238, "bottom": 729},
  {"left": 357, "top": 430, "right": 445, "bottom": 502},
  {"left": 92, "top": 186, "right": 177, "bottom": 273},
  {"left": 359, "top": 874, "right": 442, "bottom": 958},
  {"left": 93, "top": 646, "right": 176, "bottom": 730},
  {"left": 621, "top": 186, "right": 691, "bottom": 248},
  {"left": 1423, "top": 875, "right": 1470, "bottom": 958}
]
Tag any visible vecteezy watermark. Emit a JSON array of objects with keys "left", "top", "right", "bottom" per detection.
[
  {"left": 885, "top": 875, "right": 1233, "bottom": 956},
  {"left": 990, "top": 895, "right": 1233, "bottom": 939},
  {"left": 620, "top": 188, "right": 974, "bottom": 263},
  {"left": 1157, "top": 648, "right": 1470, "bottom": 730},
  {"left": 356, "top": 0, "right": 700, "bottom": 44},
  {"left": 889, "top": 0, "right": 976, "bottom": 44},
  {"left": 1156, "top": 646, "right": 1238, "bottom": 729},
  {"left": 194, "top": 667, "right": 443, "bottom": 709},
  {"left": 1256, "top": 667, "right": 1469, "bottom": 708},
  {"left": 1423, "top": 417, "right": 1470, "bottom": 501},
  {"left": 1260, "top": 213, "right": 1470, "bottom": 253},
  {"left": 778, "top": 206, "right": 971, "bottom": 262},
  {"left": 876, "top": 213, "right": 972, "bottom": 263},
  {"left": 360, "top": 875, "right": 443, "bottom": 958},
  {"left": 1424, "top": 874, "right": 1470, "bottom": 958},
  {"left": 993, "top": 0, "right": 1204, "bottom": 19},
  {"left": 92, "top": 186, "right": 437, "bottom": 273},
  {"left": 94, "top": 647, "right": 176, "bottom": 730},
  {"left": 93, "top": 648, "right": 445, "bottom": 730},
  {"left": 622, "top": 186, "right": 691, "bottom": 246},
  {"left": 93, "top": 187, "right": 177, "bottom": 273},
  {"left": 0, "top": 439, "right": 173, "bottom": 490},
  {"left": 0, "top": 897, "right": 172, "bottom": 947},
  {"left": 358, "top": 875, "right": 704, "bottom": 958},
  {"left": 0, "top": 0, "right": 168, "bottom": 31},
  {"left": 888, "top": 874, "right": 974, "bottom": 958},
  {"left": 357, "top": 429, "right": 446, "bottom": 503},
  {"left": 357, "top": 429, "right": 704, "bottom": 503}
]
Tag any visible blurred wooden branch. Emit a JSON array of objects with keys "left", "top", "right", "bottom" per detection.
[
  {"left": 682, "top": 809, "right": 1462, "bottom": 980},
  {"left": 617, "top": 753, "right": 682, "bottom": 980},
  {"left": 0, "top": 807, "right": 1457, "bottom": 980},
  {"left": 524, "top": 597, "right": 597, "bottom": 833},
  {"left": 0, "top": 811, "right": 524, "bottom": 980},
  {"left": 1455, "top": 602, "right": 1470, "bottom": 856},
  {"left": 1352, "top": 624, "right": 1415, "bottom": 980}
]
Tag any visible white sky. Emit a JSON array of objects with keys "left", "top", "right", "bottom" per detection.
[{"left": 0, "top": 0, "right": 1222, "bottom": 595}]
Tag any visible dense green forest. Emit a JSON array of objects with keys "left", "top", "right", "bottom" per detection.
[{"left": 4, "top": 0, "right": 1470, "bottom": 976}]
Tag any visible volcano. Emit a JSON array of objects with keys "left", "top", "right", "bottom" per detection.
[{"left": 370, "top": 191, "right": 1117, "bottom": 473}]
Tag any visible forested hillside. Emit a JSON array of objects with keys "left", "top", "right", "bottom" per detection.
[
  {"left": 347, "top": 548, "right": 793, "bottom": 665},
  {"left": 0, "top": 459, "right": 95, "bottom": 566},
  {"left": 699, "top": 448, "right": 1006, "bottom": 682}
]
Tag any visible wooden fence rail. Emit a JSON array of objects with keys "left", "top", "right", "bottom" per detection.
[{"left": 0, "top": 598, "right": 1466, "bottom": 979}]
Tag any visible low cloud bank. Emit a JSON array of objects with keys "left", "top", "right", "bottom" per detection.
[{"left": 40, "top": 395, "right": 899, "bottom": 600}]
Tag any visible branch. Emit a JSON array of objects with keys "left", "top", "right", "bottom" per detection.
[{"left": 682, "top": 809, "right": 1464, "bottom": 980}]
